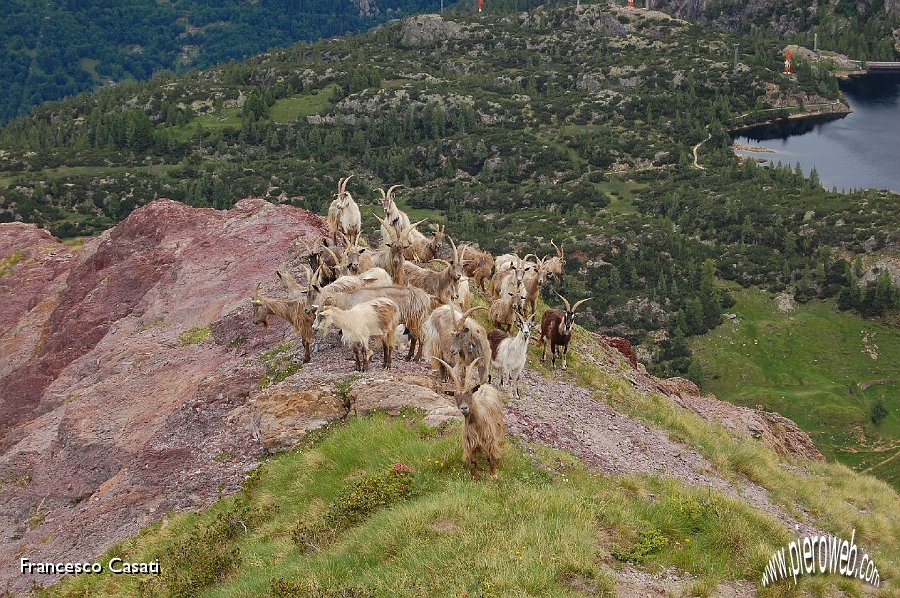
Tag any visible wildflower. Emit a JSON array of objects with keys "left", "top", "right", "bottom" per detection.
[{"left": 394, "top": 463, "right": 413, "bottom": 474}]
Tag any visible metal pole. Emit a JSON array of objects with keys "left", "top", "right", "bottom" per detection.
[{"left": 733, "top": 43, "right": 739, "bottom": 75}]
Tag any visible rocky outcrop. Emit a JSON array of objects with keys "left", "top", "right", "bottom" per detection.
[
  {"left": 398, "top": 14, "right": 468, "bottom": 49},
  {"left": 0, "top": 198, "right": 326, "bottom": 592},
  {"left": 601, "top": 335, "right": 638, "bottom": 369}
]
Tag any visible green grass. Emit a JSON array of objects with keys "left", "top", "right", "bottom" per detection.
[
  {"left": 178, "top": 325, "right": 212, "bottom": 346},
  {"left": 79, "top": 57, "right": 101, "bottom": 82},
  {"left": 42, "top": 414, "right": 802, "bottom": 598},
  {"left": 598, "top": 180, "right": 646, "bottom": 214},
  {"left": 163, "top": 107, "right": 242, "bottom": 141},
  {"left": 0, "top": 250, "right": 25, "bottom": 278},
  {"left": 270, "top": 84, "right": 339, "bottom": 123},
  {"left": 690, "top": 288, "right": 899, "bottom": 490}
]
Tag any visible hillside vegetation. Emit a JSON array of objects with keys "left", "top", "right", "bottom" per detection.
[
  {"left": 692, "top": 288, "right": 900, "bottom": 489},
  {"left": 0, "top": 0, "right": 450, "bottom": 123}
]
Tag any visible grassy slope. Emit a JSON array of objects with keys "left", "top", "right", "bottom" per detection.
[
  {"left": 42, "top": 314, "right": 900, "bottom": 598},
  {"left": 43, "top": 415, "right": 795, "bottom": 598},
  {"left": 690, "top": 288, "right": 899, "bottom": 489}
]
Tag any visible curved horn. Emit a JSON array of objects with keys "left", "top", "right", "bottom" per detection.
[
  {"left": 385, "top": 184, "right": 403, "bottom": 200},
  {"left": 253, "top": 282, "right": 262, "bottom": 302},
  {"left": 459, "top": 305, "right": 487, "bottom": 321},
  {"left": 571, "top": 297, "right": 593, "bottom": 312},
  {"left": 374, "top": 214, "right": 399, "bottom": 242},
  {"left": 400, "top": 219, "right": 427, "bottom": 243},
  {"left": 554, "top": 291, "right": 571, "bottom": 312},
  {"left": 301, "top": 264, "right": 313, "bottom": 288},
  {"left": 322, "top": 243, "right": 342, "bottom": 265},
  {"left": 337, "top": 177, "right": 345, "bottom": 193},
  {"left": 339, "top": 175, "right": 353, "bottom": 194},
  {"left": 522, "top": 253, "right": 537, "bottom": 263},
  {"left": 449, "top": 237, "right": 459, "bottom": 263},
  {"left": 463, "top": 357, "right": 483, "bottom": 389},
  {"left": 550, "top": 239, "right": 563, "bottom": 258},
  {"left": 433, "top": 357, "right": 461, "bottom": 387}
]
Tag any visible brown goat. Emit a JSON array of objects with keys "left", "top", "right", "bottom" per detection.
[
  {"left": 539, "top": 293, "right": 592, "bottom": 370},
  {"left": 423, "top": 304, "right": 490, "bottom": 384},
  {"left": 401, "top": 238, "right": 463, "bottom": 305},
  {"left": 251, "top": 283, "right": 314, "bottom": 363},
  {"left": 489, "top": 287, "right": 525, "bottom": 332},
  {"left": 435, "top": 357, "right": 506, "bottom": 478},
  {"left": 460, "top": 245, "right": 494, "bottom": 292}
]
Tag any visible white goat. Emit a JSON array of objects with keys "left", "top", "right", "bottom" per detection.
[
  {"left": 487, "top": 313, "right": 536, "bottom": 399},
  {"left": 313, "top": 297, "right": 400, "bottom": 371},
  {"left": 326, "top": 176, "right": 362, "bottom": 245}
]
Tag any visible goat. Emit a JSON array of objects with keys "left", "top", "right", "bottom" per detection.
[
  {"left": 494, "top": 252, "right": 534, "bottom": 273},
  {"left": 543, "top": 239, "right": 565, "bottom": 282},
  {"left": 423, "top": 304, "right": 490, "bottom": 384},
  {"left": 459, "top": 245, "right": 494, "bottom": 292},
  {"left": 317, "top": 284, "right": 433, "bottom": 361},
  {"left": 305, "top": 267, "right": 393, "bottom": 314},
  {"left": 434, "top": 357, "right": 505, "bottom": 478},
  {"left": 401, "top": 238, "right": 463, "bottom": 305},
  {"left": 313, "top": 298, "right": 400, "bottom": 371},
  {"left": 488, "top": 313, "right": 536, "bottom": 399},
  {"left": 522, "top": 256, "right": 548, "bottom": 317},
  {"left": 326, "top": 176, "right": 362, "bottom": 245},
  {"left": 539, "top": 293, "right": 592, "bottom": 370},
  {"left": 454, "top": 275, "right": 472, "bottom": 311},
  {"left": 404, "top": 224, "right": 446, "bottom": 262},
  {"left": 378, "top": 184, "right": 411, "bottom": 245},
  {"left": 489, "top": 286, "right": 525, "bottom": 332},
  {"left": 251, "top": 283, "right": 314, "bottom": 364},
  {"left": 372, "top": 216, "right": 425, "bottom": 285},
  {"left": 491, "top": 254, "right": 533, "bottom": 300},
  {"left": 308, "top": 237, "right": 343, "bottom": 286}
]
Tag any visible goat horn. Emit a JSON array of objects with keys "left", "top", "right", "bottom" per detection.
[
  {"left": 449, "top": 236, "right": 458, "bottom": 263},
  {"left": 463, "top": 357, "right": 482, "bottom": 389},
  {"left": 522, "top": 253, "right": 537, "bottom": 263},
  {"left": 386, "top": 184, "right": 403, "bottom": 200},
  {"left": 340, "top": 175, "right": 353, "bottom": 194},
  {"left": 571, "top": 297, "right": 593, "bottom": 312},
  {"left": 550, "top": 239, "right": 563, "bottom": 258},
  {"left": 376, "top": 187, "right": 386, "bottom": 198},
  {"left": 322, "top": 243, "right": 342, "bottom": 266},
  {"left": 554, "top": 291, "right": 571, "bottom": 312},
  {"left": 433, "top": 357, "right": 461, "bottom": 387},
  {"left": 253, "top": 282, "right": 262, "bottom": 300},
  {"left": 400, "top": 219, "right": 427, "bottom": 243},
  {"left": 459, "top": 305, "right": 487, "bottom": 321},
  {"left": 374, "top": 214, "right": 399, "bottom": 242}
]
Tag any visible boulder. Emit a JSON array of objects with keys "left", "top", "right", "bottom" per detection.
[
  {"left": 351, "top": 376, "right": 460, "bottom": 428},
  {"left": 251, "top": 386, "right": 346, "bottom": 452}
]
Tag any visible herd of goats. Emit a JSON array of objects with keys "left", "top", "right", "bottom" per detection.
[{"left": 250, "top": 177, "right": 591, "bottom": 476}]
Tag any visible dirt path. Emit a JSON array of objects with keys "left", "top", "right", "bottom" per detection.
[{"left": 692, "top": 131, "right": 711, "bottom": 170}]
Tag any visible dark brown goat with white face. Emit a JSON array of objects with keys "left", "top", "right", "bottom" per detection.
[{"left": 539, "top": 292, "right": 592, "bottom": 370}]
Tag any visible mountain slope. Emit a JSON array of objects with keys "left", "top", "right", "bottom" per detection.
[
  {"left": 0, "top": 0, "right": 450, "bottom": 124},
  {"left": 3, "top": 200, "right": 898, "bottom": 596}
]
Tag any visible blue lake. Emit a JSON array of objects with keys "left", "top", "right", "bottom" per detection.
[{"left": 733, "top": 72, "right": 900, "bottom": 193}]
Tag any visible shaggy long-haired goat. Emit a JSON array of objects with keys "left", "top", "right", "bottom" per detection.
[
  {"left": 488, "top": 313, "right": 536, "bottom": 399},
  {"left": 404, "top": 223, "right": 446, "bottom": 262},
  {"left": 314, "top": 297, "right": 400, "bottom": 371},
  {"left": 423, "top": 304, "right": 490, "bottom": 384},
  {"left": 459, "top": 245, "right": 494, "bottom": 292},
  {"left": 489, "top": 287, "right": 525, "bottom": 332},
  {"left": 372, "top": 216, "right": 425, "bottom": 285},
  {"left": 540, "top": 292, "right": 592, "bottom": 370},
  {"left": 543, "top": 239, "right": 565, "bottom": 282},
  {"left": 401, "top": 238, "right": 464, "bottom": 305},
  {"left": 491, "top": 254, "right": 532, "bottom": 300},
  {"left": 377, "top": 184, "right": 411, "bottom": 244},
  {"left": 522, "top": 256, "right": 548, "bottom": 317},
  {"left": 435, "top": 357, "right": 505, "bottom": 478},
  {"left": 318, "top": 284, "right": 433, "bottom": 361},
  {"left": 305, "top": 267, "right": 393, "bottom": 314},
  {"left": 251, "top": 283, "right": 314, "bottom": 363},
  {"left": 326, "top": 176, "right": 362, "bottom": 245}
]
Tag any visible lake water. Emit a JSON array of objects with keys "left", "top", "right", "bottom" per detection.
[{"left": 733, "top": 71, "right": 900, "bottom": 193}]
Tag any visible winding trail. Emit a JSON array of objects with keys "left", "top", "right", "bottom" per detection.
[{"left": 692, "top": 130, "right": 711, "bottom": 170}]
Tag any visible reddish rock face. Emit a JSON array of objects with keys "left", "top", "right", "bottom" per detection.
[
  {"left": 0, "top": 199, "right": 326, "bottom": 592},
  {"left": 601, "top": 335, "right": 638, "bottom": 369}
]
